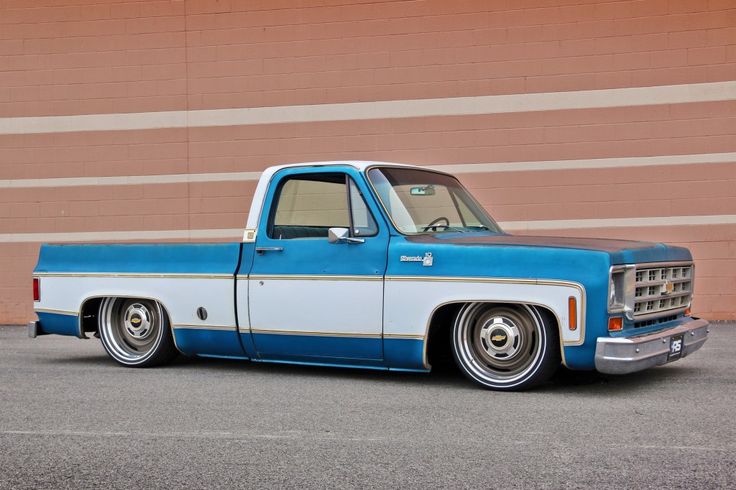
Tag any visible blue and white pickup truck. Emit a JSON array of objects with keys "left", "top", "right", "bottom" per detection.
[{"left": 30, "top": 162, "right": 709, "bottom": 390}]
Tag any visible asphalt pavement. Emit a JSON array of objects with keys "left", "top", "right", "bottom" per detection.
[{"left": 1, "top": 324, "right": 734, "bottom": 489}]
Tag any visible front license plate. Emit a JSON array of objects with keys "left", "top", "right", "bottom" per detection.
[{"left": 668, "top": 334, "right": 684, "bottom": 360}]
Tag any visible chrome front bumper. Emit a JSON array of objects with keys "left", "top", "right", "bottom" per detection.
[{"left": 595, "top": 318, "right": 709, "bottom": 375}]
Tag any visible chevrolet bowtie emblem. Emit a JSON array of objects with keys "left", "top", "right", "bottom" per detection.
[
  {"left": 664, "top": 281, "right": 674, "bottom": 294},
  {"left": 491, "top": 334, "right": 506, "bottom": 342}
]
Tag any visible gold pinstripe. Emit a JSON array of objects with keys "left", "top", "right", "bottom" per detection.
[
  {"left": 172, "top": 324, "right": 236, "bottom": 331},
  {"left": 246, "top": 328, "right": 382, "bottom": 338},
  {"left": 244, "top": 274, "right": 382, "bottom": 281}
]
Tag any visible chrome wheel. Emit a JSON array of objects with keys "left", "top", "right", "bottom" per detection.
[
  {"left": 452, "top": 303, "right": 559, "bottom": 390},
  {"left": 98, "top": 297, "right": 177, "bottom": 367}
]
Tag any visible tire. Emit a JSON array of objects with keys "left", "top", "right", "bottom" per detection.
[
  {"left": 98, "top": 297, "right": 178, "bottom": 367},
  {"left": 451, "top": 303, "right": 560, "bottom": 391}
]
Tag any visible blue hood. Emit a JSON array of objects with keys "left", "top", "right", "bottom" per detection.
[{"left": 406, "top": 233, "right": 692, "bottom": 265}]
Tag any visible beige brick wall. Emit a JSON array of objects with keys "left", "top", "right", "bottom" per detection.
[{"left": 1, "top": 0, "right": 735, "bottom": 323}]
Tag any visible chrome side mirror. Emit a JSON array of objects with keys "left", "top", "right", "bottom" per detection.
[{"left": 328, "top": 227, "right": 364, "bottom": 244}]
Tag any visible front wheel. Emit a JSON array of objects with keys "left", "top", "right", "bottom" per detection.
[
  {"left": 98, "top": 297, "right": 178, "bottom": 367},
  {"left": 451, "top": 303, "right": 560, "bottom": 391}
]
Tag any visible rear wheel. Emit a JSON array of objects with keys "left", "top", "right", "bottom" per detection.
[
  {"left": 98, "top": 297, "right": 178, "bottom": 367},
  {"left": 451, "top": 303, "right": 560, "bottom": 391}
]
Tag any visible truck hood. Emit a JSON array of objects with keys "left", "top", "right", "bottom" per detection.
[{"left": 406, "top": 233, "right": 692, "bottom": 265}]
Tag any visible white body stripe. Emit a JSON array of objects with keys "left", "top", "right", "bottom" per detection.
[
  {"left": 384, "top": 278, "right": 584, "bottom": 345},
  {"left": 35, "top": 273, "right": 583, "bottom": 357},
  {"left": 245, "top": 278, "right": 383, "bottom": 337},
  {"left": 34, "top": 276, "right": 237, "bottom": 332}
]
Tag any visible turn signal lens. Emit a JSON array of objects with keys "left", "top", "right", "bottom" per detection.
[
  {"left": 684, "top": 307, "right": 692, "bottom": 316},
  {"left": 33, "top": 277, "right": 40, "bottom": 302},
  {"left": 568, "top": 296, "right": 577, "bottom": 331},
  {"left": 608, "top": 317, "right": 623, "bottom": 332}
]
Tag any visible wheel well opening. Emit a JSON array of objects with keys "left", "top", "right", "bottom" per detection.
[
  {"left": 80, "top": 297, "right": 103, "bottom": 334},
  {"left": 425, "top": 302, "right": 561, "bottom": 370},
  {"left": 82, "top": 296, "right": 174, "bottom": 334},
  {"left": 426, "top": 303, "right": 463, "bottom": 371}
]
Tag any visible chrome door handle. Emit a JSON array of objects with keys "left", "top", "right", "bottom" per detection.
[{"left": 255, "top": 246, "right": 284, "bottom": 254}]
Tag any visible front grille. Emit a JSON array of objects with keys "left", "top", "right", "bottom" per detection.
[
  {"left": 634, "top": 315, "right": 677, "bottom": 329},
  {"left": 633, "top": 264, "right": 693, "bottom": 318}
]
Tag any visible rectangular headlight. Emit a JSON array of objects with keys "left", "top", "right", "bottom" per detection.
[{"left": 608, "top": 265, "right": 635, "bottom": 319}]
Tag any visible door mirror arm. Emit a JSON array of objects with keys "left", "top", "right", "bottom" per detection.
[{"left": 328, "top": 227, "right": 365, "bottom": 244}]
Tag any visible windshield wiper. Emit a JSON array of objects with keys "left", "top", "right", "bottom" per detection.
[{"left": 423, "top": 226, "right": 467, "bottom": 233}]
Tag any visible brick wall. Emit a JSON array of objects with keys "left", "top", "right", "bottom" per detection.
[{"left": 1, "top": 0, "right": 735, "bottom": 323}]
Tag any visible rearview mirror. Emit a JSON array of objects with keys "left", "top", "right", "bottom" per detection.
[
  {"left": 410, "top": 185, "right": 435, "bottom": 196},
  {"left": 328, "top": 227, "right": 364, "bottom": 244}
]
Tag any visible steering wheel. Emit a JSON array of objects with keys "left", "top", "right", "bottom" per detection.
[{"left": 423, "top": 216, "right": 450, "bottom": 232}]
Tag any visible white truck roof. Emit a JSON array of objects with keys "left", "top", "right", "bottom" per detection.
[
  {"left": 244, "top": 161, "right": 425, "bottom": 233},
  {"left": 263, "top": 160, "right": 416, "bottom": 173}
]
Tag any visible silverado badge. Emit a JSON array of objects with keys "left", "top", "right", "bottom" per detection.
[{"left": 400, "top": 252, "right": 434, "bottom": 267}]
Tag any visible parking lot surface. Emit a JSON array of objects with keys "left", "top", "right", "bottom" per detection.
[{"left": 1, "top": 324, "right": 734, "bottom": 489}]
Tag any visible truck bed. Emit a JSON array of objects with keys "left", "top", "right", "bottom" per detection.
[{"left": 33, "top": 243, "right": 244, "bottom": 355}]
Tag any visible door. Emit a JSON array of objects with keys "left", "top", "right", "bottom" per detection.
[{"left": 247, "top": 167, "right": 389, "bottom": 362}]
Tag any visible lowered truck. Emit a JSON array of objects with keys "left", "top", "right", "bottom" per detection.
[{"left": 30, "top": 161, "right": 709, "bottom": 390}]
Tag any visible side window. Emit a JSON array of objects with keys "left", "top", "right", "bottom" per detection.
[
  {"left": 269, "top": 173, "right": 378, "bottom": 240},
  {"left": 349, "top": 178, "right": 378, "bottom": 237}
]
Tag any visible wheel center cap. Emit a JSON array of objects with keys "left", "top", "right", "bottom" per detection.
[
  {"left": 124, "top": 304, "right": 152, "bottom": 339},
  {"left": 479, "top": 317, "right": 520, "bottom": 358},
  {"left": 489, "top": 328, "right": 509, "bottom": 348}
]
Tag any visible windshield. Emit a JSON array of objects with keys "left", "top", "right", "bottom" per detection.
[{"left": 367, "top": 167, "right": 502, "bottom": 234}]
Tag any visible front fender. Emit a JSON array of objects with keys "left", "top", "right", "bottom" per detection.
[{"left": 383, "top": 276, "right": 586, "bottom": 368}]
